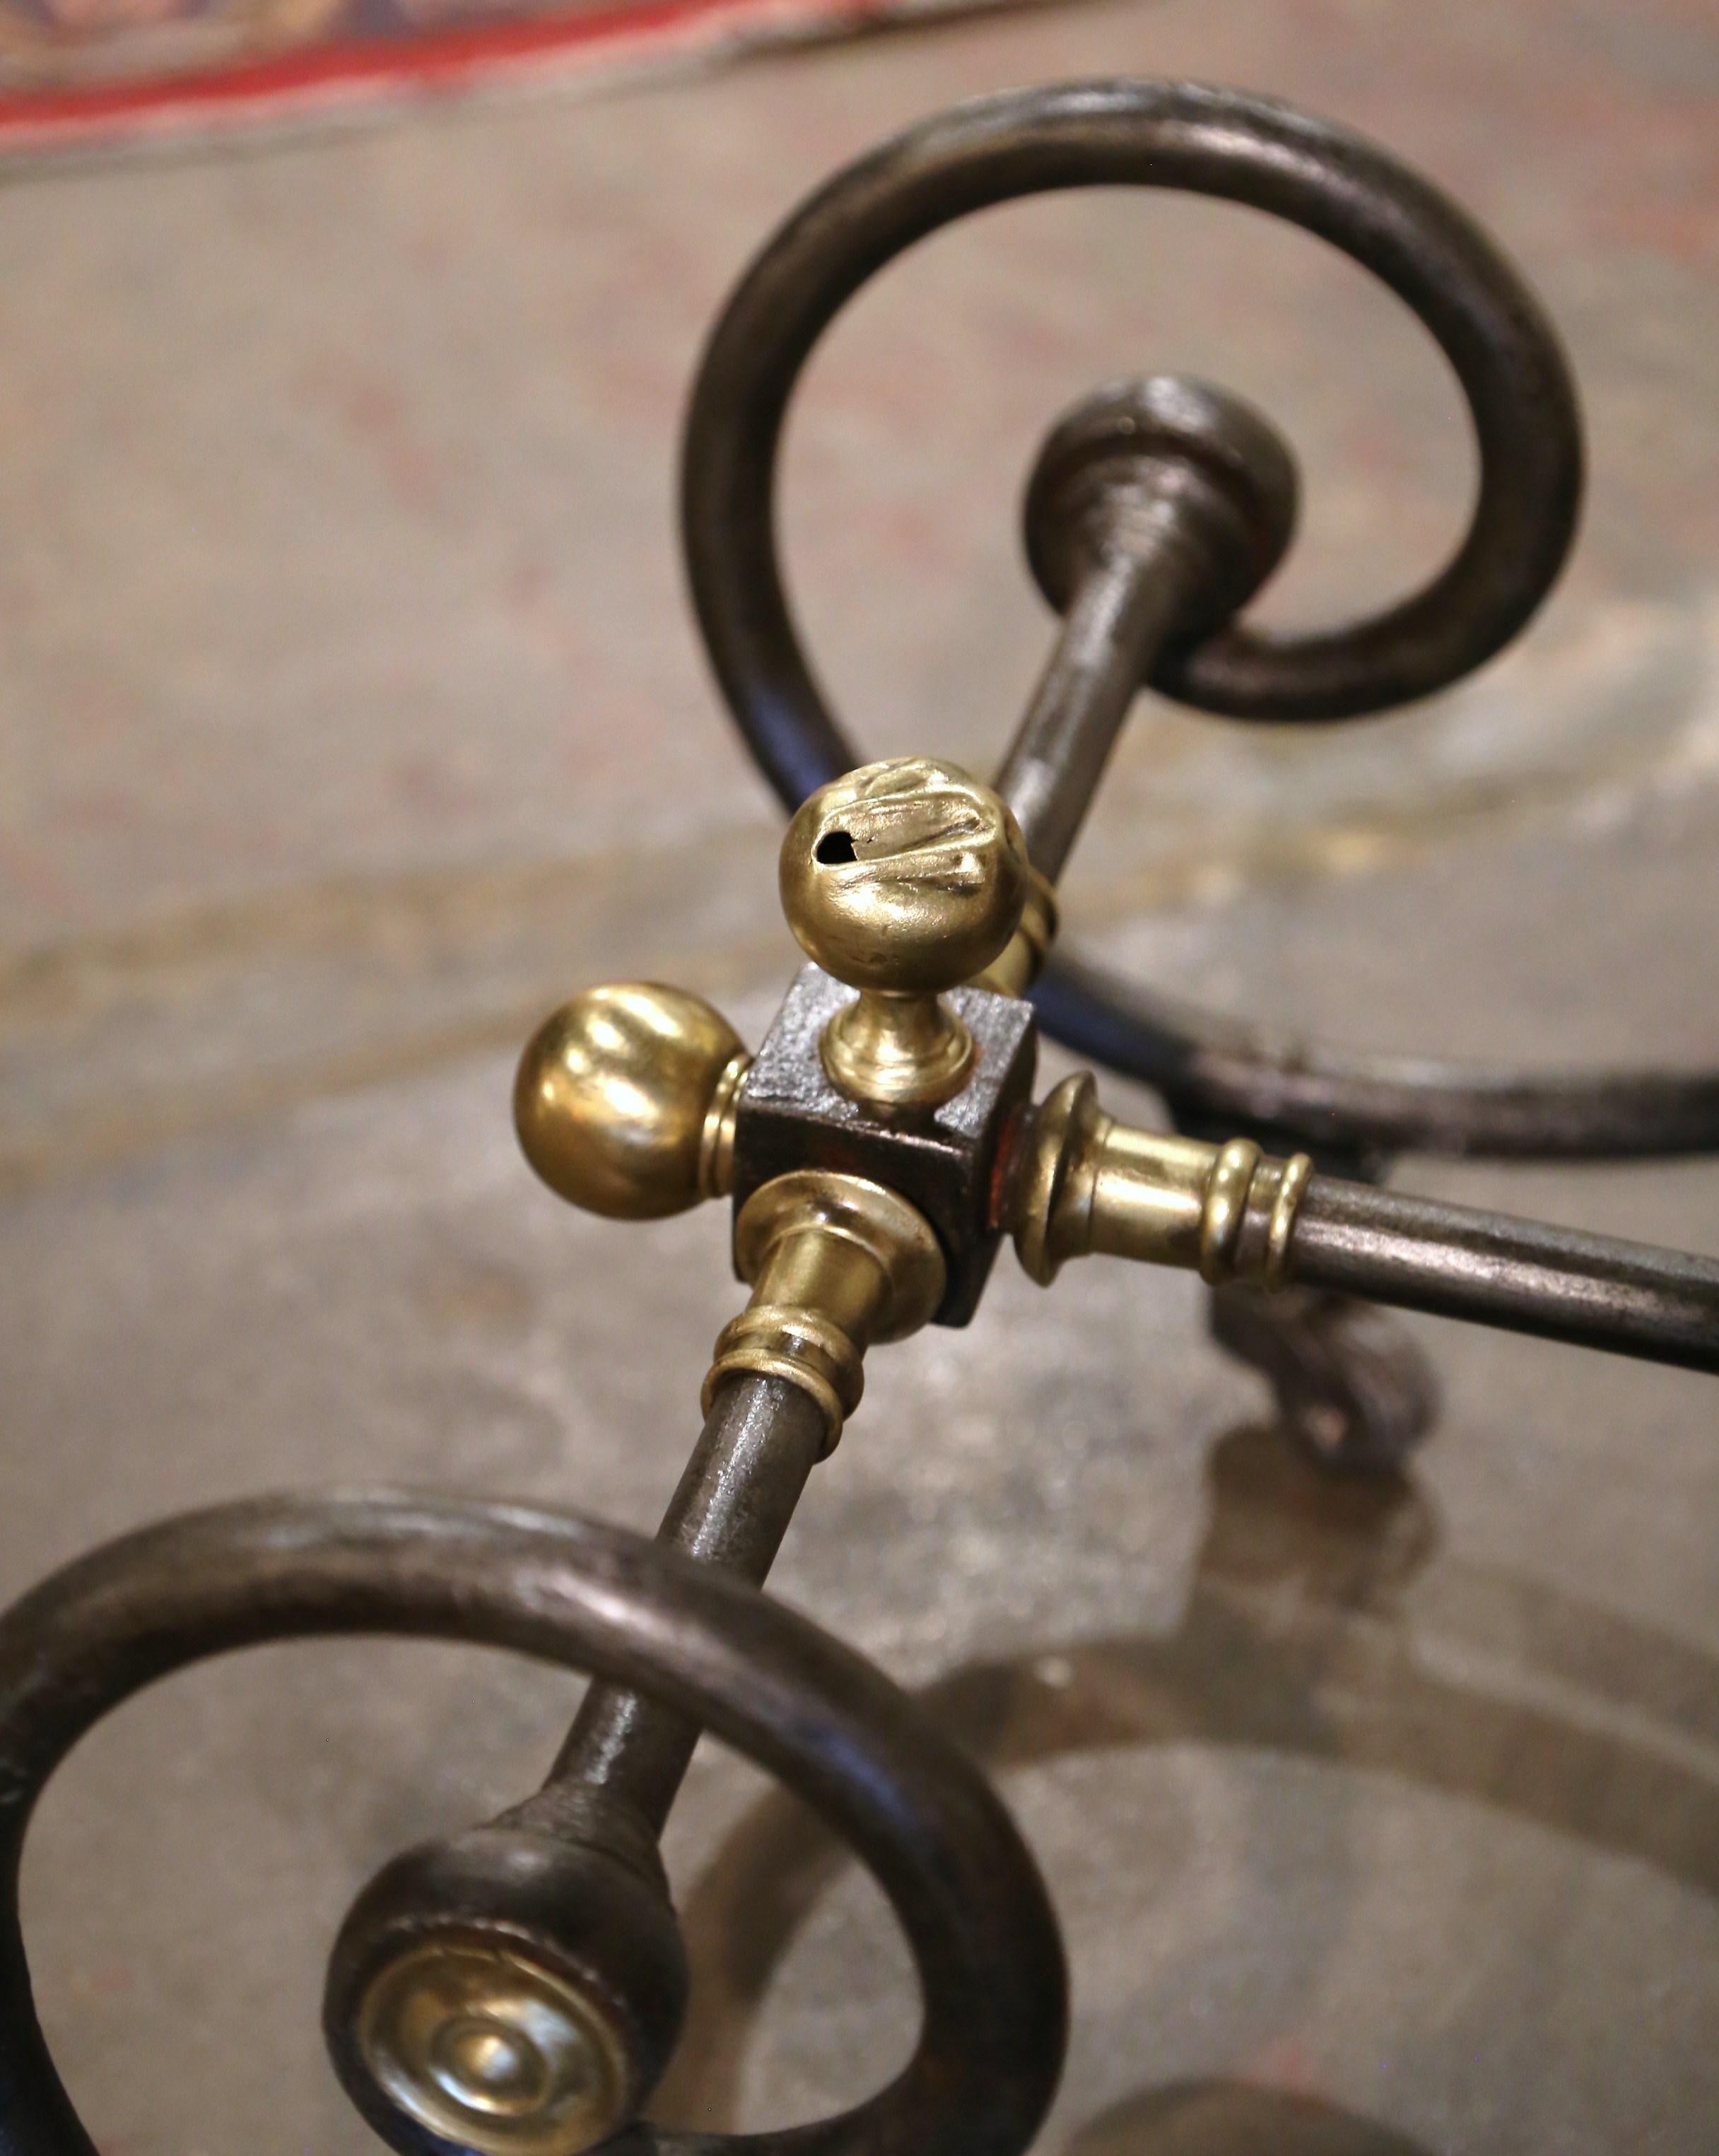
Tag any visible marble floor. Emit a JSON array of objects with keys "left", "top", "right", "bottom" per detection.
[{"left": 1, "top": 1, "right": 1716, "bottom": 2150}]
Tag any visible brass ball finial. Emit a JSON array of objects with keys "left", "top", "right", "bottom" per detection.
[
  {"left": 781, "top": 756, "right": 1030, "bottom": 992},
  {"left": 515, "top": 983, "right": 749, "bottom": 1219},
  {"left": 780, "top": 757, "right": 1030, "bottom": 1106}
]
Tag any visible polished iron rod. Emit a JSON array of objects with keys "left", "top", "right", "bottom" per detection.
[
  {"left": 1291, "top": 1178, "right": 1719, "bottom": 1373},
  {"left": 1007, "top": 1076, "right": 1719, "bottom": 1378},
  {"left": 546, "top": 1372, "right": 826, "bottom": 1829},
  {"left": 992, "top": 534, "right": 1200, "bottom": 881},
  {"left": 990, "top": 377, "right": 1296, "bottom": 886}
]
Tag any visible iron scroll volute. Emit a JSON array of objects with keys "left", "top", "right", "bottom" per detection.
[
  {"left": 0, "top": 1493, "right": 1067, "bottom": 2156},
  {"left": 680, "top": 76, "right": 1583, "bottom": 758},
  {"left": 674, "top": 78, "right": 1719, "bottom": 1165}
]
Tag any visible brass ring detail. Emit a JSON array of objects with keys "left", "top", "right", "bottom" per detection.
[
  {"left": 698, "top": 1051, "right": 752, "bottom": 1202},
  {"left": 1199, "top": 1138, "right": 1262, "bottom": 1285},
  {"left": 1264, "top": 1152, "right": 1313, "bottom": 1291},
  {"left": 703, "top": 1304, "right": 857, "bottom": 1450}
]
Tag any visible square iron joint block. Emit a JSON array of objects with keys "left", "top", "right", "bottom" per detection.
[{"left": 731, "top": 965, "right": 1038, "bottom": 1327}]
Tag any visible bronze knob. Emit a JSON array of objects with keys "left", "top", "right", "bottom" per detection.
[
  {"left": 779, "top": 756, "right": 1030, "bottom": 1106},
  {"left": 515, "top": 983, "right": 748, "bottom": 1219}
]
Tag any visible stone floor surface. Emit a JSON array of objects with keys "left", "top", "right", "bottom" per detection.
[{"left": 1, "top": 1, "right": 1717, "bottom": 2151}]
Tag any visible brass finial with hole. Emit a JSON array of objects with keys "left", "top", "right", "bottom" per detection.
[{"left": 779, "top": 756, "right": 1031, "bottom": 1107}]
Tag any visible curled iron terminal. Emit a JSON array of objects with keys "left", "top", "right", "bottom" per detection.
[
  {"left": 683, "top": 77, "right": 1583, "bottom": 754},
  {"left": 684, "top": 75, "right": 1718, "bottom": 1165},
  {"left": 0, "top": 1493, "right": 1068, "bottom": 2156}
]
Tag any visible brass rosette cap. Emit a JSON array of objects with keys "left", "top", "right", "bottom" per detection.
[
  {"left": 355, "top": 1938, "right": 630, "bottom": 2156},
  {"left": 327, "top": 1824, "right": 688, "bottom": 2156},
  {"left": 515, "top": 983, "right": 748, "bottom": 1219},
  {"left": 780, "top": 756, "right": 1031, "bottom": 1105}
]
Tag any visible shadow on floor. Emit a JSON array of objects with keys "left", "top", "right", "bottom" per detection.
[
  {"left": 652, "top": 1417, "right": 1719, "bottom": 2140},
  {"left": 1067, "top": 2079, "right": 1434, "bottom": 2156}
]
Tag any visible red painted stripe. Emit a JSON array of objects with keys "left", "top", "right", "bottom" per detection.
[{"left": 0, "top": 0, "right": 894, "bottom": 151}]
